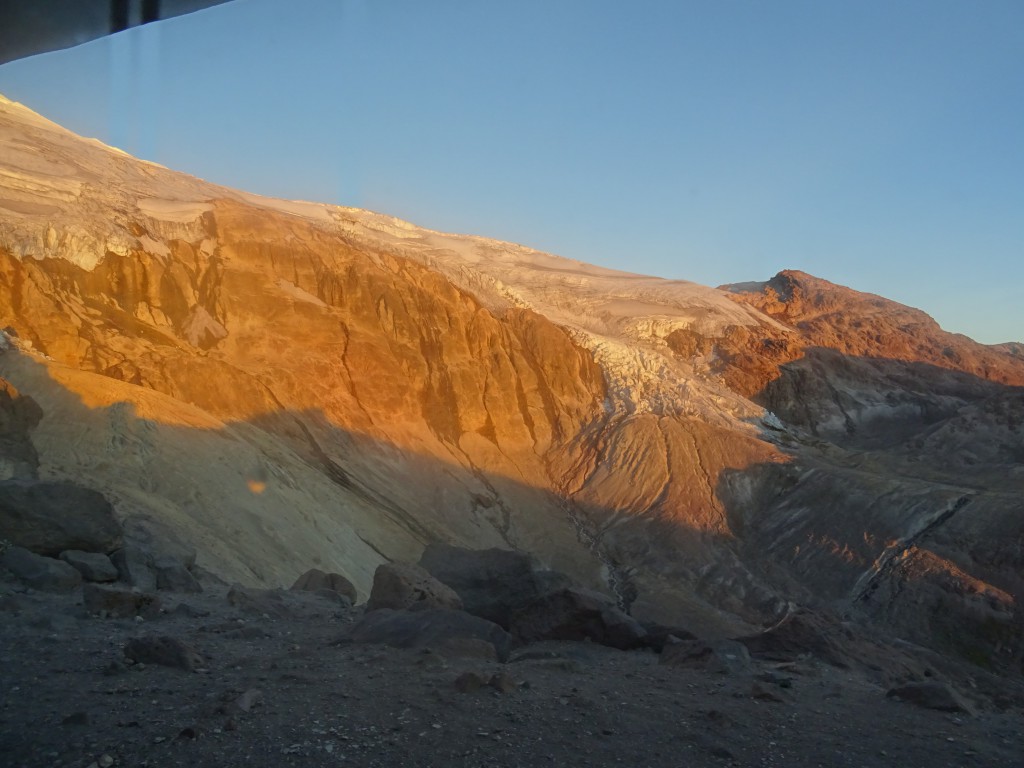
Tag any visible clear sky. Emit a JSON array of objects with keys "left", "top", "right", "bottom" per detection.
[{"left": 1, "top": 0, "right": 1022, "bottom": 343}]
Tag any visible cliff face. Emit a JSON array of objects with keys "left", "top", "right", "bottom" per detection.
[{"left": 1, "top": 94, "right": 1022, "bottom": 669}]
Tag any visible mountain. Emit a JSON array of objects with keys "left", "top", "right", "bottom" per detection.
[{"left": 1, "top": 93, "right": 1022, "bottom": 673}]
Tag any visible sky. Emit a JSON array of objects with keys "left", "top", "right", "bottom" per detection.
[{"left": 1, "top": 0, "right": 1022, "bottom": 343}]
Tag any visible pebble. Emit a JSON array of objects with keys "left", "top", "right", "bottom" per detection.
[{"left": 98, "top": 754, "right": 114, "bottom": 767}]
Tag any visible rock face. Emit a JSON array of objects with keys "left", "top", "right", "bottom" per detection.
[
  {"left": 0, "top": 95, "right": 1022, "bottom": 676},
  {"left": 0, "top": 481, "right": 123, "bottom": 556},
  {"left": 366, "top": 562, "right": 464, "bottom": 613}
]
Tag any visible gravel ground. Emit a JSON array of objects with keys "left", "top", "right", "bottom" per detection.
[{"left": 1, "top": 578, "right": 1022, "bottom": 768}]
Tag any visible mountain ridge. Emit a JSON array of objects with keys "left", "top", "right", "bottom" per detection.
[{"left": 1, "top": 94, "right": 1022, "bottom": 674}]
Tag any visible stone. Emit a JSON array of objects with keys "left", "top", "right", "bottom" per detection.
[
  {"left": 153, "top": 556, "right": 202, "bottom": 593},
  {"left": 488, "top": 673, "right": 518, "bottom": 694},
  {"left": 349, "top": 608, "right": 512, "bottom": 661},
  {"left": 124, "top": 636, "right": 203, "bottom": 671},
  {"left": 234, "top": 688, "right": 263, "bottom": 712},
  {"left": 454, "top": 671, "right": 486, "bottom": 693},
  {"left": 1, "top": 546, "right": 82, "bottom": 591},
  {"left": 660, "top": 639, "right": 753, "bottom": 675},
  {"left": 509, "top": 587, "right": 648, "bottom": 650},
  {"left": 750, "top": 682, "right": 786, "bottom": 702},
  {"left": 418, "top": 543, "right": 572, "bottom": 628},
  {"left": 227, "top": 585, "right": 292, "bottom": 618},
  {"left": 886, "top": 681, "right": 975, "bottom": 714},
  {"left": 110, "top": 546, "right": 157, "bottom": 592},
  {"left": 735, "top": 609, "right": 848, "bottom": 667},
  {"left": 366, "top": 562, "right": 463, "bottom": 613},
  {"left": 0, "top": 480, "right": 123, "bottom": 555},
  {"left": 59, "top": 550, "right": 118, "bottom": 582},
  {"left": 290, "top": 568, "right": 357, "bottom": 603},
  {"left": 83, "top": 583, "right": 161, "bottom": 618}
]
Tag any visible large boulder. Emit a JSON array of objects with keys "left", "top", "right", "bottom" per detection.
[
  {"left": 59, "top": 550, "right": 118, "bottom": 582},
  {"left": 735, "top": 608, "right": 849, "bottom": 667},
  {"left": 349, "top": 608, "right": 513, "bottom": 661},
  {"left": 1, "top": 546, "right": 82, "bottom": 591},
  {"left": 291, "top": 568, "right": 357, "bottom": 603},
  {"left": 366, "top": 562, "right": 463, "bottom": 612},
  {"left": 418, "top": 544, "right": 572, "bottom": 628},
  {"left": 0, "top": 480, "right": 123, "bottom": 555},
  {"left": 509, "top": 587, "right": 648, "bottom": 650}
]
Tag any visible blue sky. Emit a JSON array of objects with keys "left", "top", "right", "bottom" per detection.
[{"left": 1, "top": 0, "right": 1022, "bottom": 342}]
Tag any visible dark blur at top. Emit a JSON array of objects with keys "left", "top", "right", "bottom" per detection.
[{"left": 0, "top": 0, "right": 237, "bottom": 65}]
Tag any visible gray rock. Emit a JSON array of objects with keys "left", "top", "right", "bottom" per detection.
[
  {"left": 59, "top": 550, "right": 118, "bottom": 582},
  {"left": 660, "top": 639, "right": 753, "bottom": 675},
  {"left": 124, "top": 636, "right": 203, "bottom": 671},
  {"left": 886, "top": 681, "right": 975, "bottom": 714},
  {"left": 366, "top": 562, "right": 463, "bottom": 612},
  {"left": 1, "top": 546, "right": 82, "bottom": 591},
  {"left": 349, "top": 608, "right": 512, "bottom": 661},
  {"left": 509, "top": 587, "right": 648, "bottom": 650},
  {"left": 290, "top": 568, "right": 357, "bottom": 603},
  {"left": 83, "top": 583, "right": 161, "bottom": 618},
  {"left": 154, "top": 556, "right": 202, "bottom": 593},
  {"left": 227, "top": 584, "right": 292, "bottom": 618},
  {"left": 418, "top": 543, "right": 572, "bottom": 628},
  {"left": 110, "top": 546, "right": 157, "bottom": 591},
  {"left": 0, "top": 480, "right": 123, "bottom": 555}
]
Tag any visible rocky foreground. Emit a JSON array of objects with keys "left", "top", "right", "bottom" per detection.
[{"left": 3, "top": 532, "right": 1023, "bottom": 768}]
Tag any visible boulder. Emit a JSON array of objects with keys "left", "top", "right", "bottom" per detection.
[
  {"left": 59, "top": 550, "right": 118, "bottom": 582},
  {"left": 366, "top": 562, "right": 463, "bottom": 612},
  {"left": 124, "top": 636, "right": 203, "bottom": 671},
  {"left": 509, "top": 587, "right": 648, "bottom": 649},
  {"left": 418, "top": 544, "right": 572, "bottom": 628},
  {"left": 83, "top": 583, "right": 161, "bottom": 618},
  {"left": 110, "top": 546, "right": 157, "bottom": 592},
  {"left": 735, "top": 608, "right": 849, "bottom": 667},
  {"left": 349, "top": 608, "right": 512, "bottom": 661},
  {"left": 0, "top": 480, "right": 122, "bottom": 555},
  {"left": 1, "top": 546, "right": 82, "bottom": 591},
  {"left": 291, "top": 568, "right": 357, "bottom": 603},
  {"left": 660, "top": 639, "right": 753, "bottom": 675},
  {"left": 886, "top": 681, "right": 975, "bottom": 714}
]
